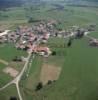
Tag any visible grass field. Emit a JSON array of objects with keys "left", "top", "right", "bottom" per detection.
[
  {"left": 0, "top": 63, "right": 12, "bottom": 88},
  {"left": 0, "top": 3, "right": 98, "bottom": 30},
  {"left": 19, "top": 37, "right": 66, "bottom": 100},
  {"left": 88, "top": 31, "right": 98, "bottom": 39},
  {"left": 0, "top": 44, "right": 27, "bottom": 62},
  {"left": 30, "top": 37, "right": 98, "bottom": 100},
  {"left": 0, "top": 85, "right": 18, "bottom": 100},
  {"left": 0, "top": 43, "right": 27, "bottom": 88},
  {"left": 18, "top": 36, "right": 98, "bottom": 100}
]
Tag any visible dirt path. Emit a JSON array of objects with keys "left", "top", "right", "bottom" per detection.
[{"left": 0, "top": 59, "right": 8, "bottom": 65}]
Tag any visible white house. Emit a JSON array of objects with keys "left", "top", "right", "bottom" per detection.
[{"left": 0, "top": 30, "right": 11, "bottom": 37}]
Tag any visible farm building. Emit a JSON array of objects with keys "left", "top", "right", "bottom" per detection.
[
  {"left": 89, "top": 39, "right": 98, "bottom": 47},
  {"left": 32, "top": 46, "right": 51, "bottom": 57}
]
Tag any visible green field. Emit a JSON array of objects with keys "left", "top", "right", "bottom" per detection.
[
  {"left": 0, "top": 44, "right": 27, "bottom": 62},
  {"left": 0, "top": 63, "right": 12, "bottom": 88},
  {"left": 0, "top": 3, "right": 98, "bottom": 30},
  {"left": 18, "top": 36, "right": 98, "bottom": 100},
  {"left": 30, "top": 37, "right": 98, "bottom": 100},
  {"left": 0, "top": 85, "right": 18, "bottom": 100},
  {"left": 19, "top": 37, "right": 66, "bottom": 100},
  {"left": 88, "top": 31, "right": 98, "bottom": 39},
  {"left": 0, "top": 43, "right": 27, "bottom": 88}
]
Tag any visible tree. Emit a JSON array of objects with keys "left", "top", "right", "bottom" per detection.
[
  {"left": 10, "top": 96, "right": 17, "bottom": 100},
  {"left": 28, "top": 17, "right": 34, "bottom": 23},
  {"left": 35, "top": 82, "right": 43, "bottom": 91},
  {"left": 67, "top": 38, "right": 72, "bottom": 47},
  {"left": 47, "top": 80, "right": 52, "bottom": 85},
  {"left": 51, "top": 51, "right": 56, "bottom": 56}
]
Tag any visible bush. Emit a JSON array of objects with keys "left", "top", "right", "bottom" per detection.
[
  {"left": 51, "top": 51, "right": 56, "bottom": 56},
  {"left": 10, "top": 97, "right": 17, "bottom": 100},
  {"left": 35, "top": 82, "right": 43, "bottom": 91},
  {"left": 47, "top": 80, "right": 52, "bottom": 85},
  {"left": 28, "top": 17, "right": 34, "bottom": 23}
]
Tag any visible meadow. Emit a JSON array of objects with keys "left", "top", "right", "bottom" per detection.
[
  {"left": 88, "top": 31, "right": 98, "bottom": 38},
  {"left": 30, "top": 37, "right": 98, "bottom": 100},
  {"left": 0, "top": 43, "right": 27, "bottom": 88},
  {"left": 0, "top": 84, "right": 18, "bottom": 100}
]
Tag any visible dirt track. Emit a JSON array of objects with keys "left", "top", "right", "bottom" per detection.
[{"left": 0, "top": 59, "right": 8, "bottom": 65}]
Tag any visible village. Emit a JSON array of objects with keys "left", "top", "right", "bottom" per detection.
[{"left": 0, "top": 20, "right": 97, "bottom": 60}]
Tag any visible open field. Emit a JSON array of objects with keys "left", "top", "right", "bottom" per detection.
[
  {"left": 0, "top": 59, "right": 8, "bottom": 65},
  {"left": 30, "top": 37, "right": 98, "bottom": 100},
  {"left": 0, "top": 3, "right": 98, "bottom": 30},
  {"left": 0, "top": 44, "right": 27, "bottom": 62},
  {"left": 20, "top": 38, "right": 66, "bottom": 100},
  {"left": 0, "top": 43, "right": 27, "bottom": 87},
  {"left": 0, "top": 63, "right": 12, "bottom": 87},
  {"left": 88, "top": 31, "right": 98, "bottom": 39},
  {"left": 18, "top": 36, "right": 98, "bottom": 100},
  {"left": 0, "top": 85, "right": 18, "bottom": 100},
  {"left": 19, "top": 56, "right": 43, "bottom": 100}
]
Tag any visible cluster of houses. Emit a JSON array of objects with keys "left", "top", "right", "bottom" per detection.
[
  {"left": 0, "top": 30, "right": 11, "bottom": 43},
  {"left": 0, "top": 21, "right": 97, "bottom": 56},
  {"left": 0, "top": 20, "right": 59, "bottom": 57}
]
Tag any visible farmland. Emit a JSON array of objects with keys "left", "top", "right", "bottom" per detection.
[
  {"left": 88, "top": 31, "right": 98, "bottom": 38},
  {"left": 0, "top": 85, "right": 18, "bottom": 100},
  {"left": 0, "top": 43, "right": 27, "bottom": 88},
  {"left": 0, "top": 1, "right": 98, "bottom": 100},
  {"left": 0, "top": 3, "right": 98, "bottom": 30},
  {"left": 18, "top": 36, "right": 98, "bottom": 100}
]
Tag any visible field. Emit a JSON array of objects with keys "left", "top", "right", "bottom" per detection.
[
  {"left": 0, "top": 43, "right": 27, "bottom": 88},
  {"left": 0, "top": 44, "right": 27, "bottom": 61},
  {"left": 0, "top": 2, "right": 98, "bottom": 100},
  {"left": 0, "top": 85, "right": 18, "bottom": 100},
  {"left": 88, "top": 31, "right": 98, "bottom": 38},
  {"left": 0, "top": 3, "right": 98, "bottom": 30},
  {"left": 31, "top": 37, "right": 98, "bottom": 100},
  {"left": 18, "top": 36, "right": 98, "bottom": 100}
]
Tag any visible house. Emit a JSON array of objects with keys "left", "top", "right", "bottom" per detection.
[
  {"left": 32, "top": 46, "right": 51, "bottom": 57},
  {"left": 89, "top": 39, "right": 98, "bottom": 47},
  {"left": 0, "top": 30, "right": 11, "bottom": 37}
]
